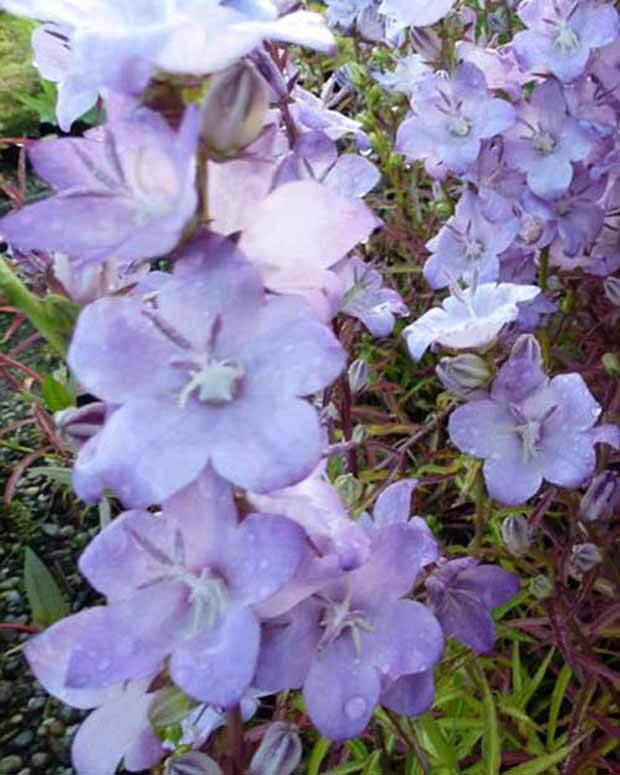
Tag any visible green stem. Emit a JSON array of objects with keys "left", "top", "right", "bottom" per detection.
[
  {"left": 539, "top": 246, "right": 550, "bottom": 292},
  {"left": 0, "top": 257, "right": 69, "bottom": 356}
]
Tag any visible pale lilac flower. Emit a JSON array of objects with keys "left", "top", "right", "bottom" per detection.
[
  {"left": 449, "top": 335, "right": 620, "bottom": 505},
  {"left": 31, "top": 23, "right": 100, "bottom": 131},
  {"left": 58, "top": 468, "right": 305, "bottom": 707},
  {"left": 373, "top": 53, "right": 430, "bottom": 95},
  {"left": 424, "top": 190, "right": 520, "bottom": 289},
  {"left": 24, "top": 612, "right": 164, "bottom": 775},
  {"left": 238, "top": 180, "right": 379, "bottom": 302},
  {"left": 513, "top": 0, "right": 619, "bottom": 83},
  {"left": 379, "top": 0, "right": 455, "bottom": 28},
  {"left": 580, "top": 471, "right": 620, "bottom": 522},
  {"left": 403, "top": 280, "right": 540, "bottom": 361},
  {"left": 248, "top": 459, "right": 371, "bottom": 572},
  {"left": 68, "top": 235, "right": 345, "bottom": 505},
  {"left": 290, "top": 86, "right": 370, "bottom": 149},
  {"left": 256, "top": 520, "right": 444, "bottom": 740},
  {"left": 2, "top": 1, "right": 335, "bottom": 128},
  {"left": 326, "top": 0, "right": 374, "bottom": 30},
  {"left": 396, "top": 64, "right": 517, "bottom": 173},
  {"left": 457, "top": 41, "right": 529, "bottom": 98},
  {"left": 503, "top": 79, "right": 593, "bottom": 199},
  {"left": 426, "top": 558, "right": 519, "bottom": 653},
  {"left": 336, "top": 257, "right": 408, "bottom": 337},
  {"left": 0, "top": 104, "right": 200, "bottom": 268}
]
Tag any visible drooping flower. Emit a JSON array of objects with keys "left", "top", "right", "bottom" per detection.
[
  {"left": 512, "top": 0, "right": 619, "bottom": 83},
  {"left": 403, "top": 279, "right": 540, "bottom": 361},
  {"left": 54, "top": 468, "right": 305, "bottom": 707},
  {"left": 396, "top": 63, "right": 517, "bottom": 174},
  {"left": 372, "top": 53, "right": 430, "bottom": 94},
  {"left": 2, "top": 0, "right": 335, "bottom": 129},
  {"left": 503, "top": 79, "right": 593, "bottom": 200},
  {"left": 448, "top": 335, "right": 620, "bottom": 505},
  {"left": 426, "top": 557, "right": 519, "bottom": 653},
  {"left": 0, "top": 103, "right": 200, "bottom": 268},
  {"left": 256, "top": 519, "right": 444, "bottom": 740},
  {"left": 336, "top": 257, "right": 408, "bottom": 337},
  {"left": 68, "top": 234, "right": 345, "bottom": 505}
]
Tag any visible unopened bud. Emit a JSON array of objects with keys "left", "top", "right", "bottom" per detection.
[
  {"left": 604, "top": 276, "right": 620, "bottom": 306},
  {"left": 202, "top": 62, "right": 269, "bottom": 156},
  {"left": 348, "top": 359, "right": 370, "bottom": 394},
  {"left": 602, "top": 352, "right": 620, "bottom": 376},
  {"left": 437, "top": 353, "right": 491, "bottom": 395},
  {"left": 54, "top": 402, "right": 107, "bottom": 450},
  {"left": 580, "top": 471, "right": 620, "bottom": 522},
  {"left": 569, "top": 543, "right": 602, "bottom": 578},
  {"left": 249, "top": 722, "right": 302, "bottom": 775},
  {"left": 164, "top": 752, "right": 222, "bottom": 775},
  {"left": 530, "top": 574, "right": 553, "bottom": 600},
  {"left": 501, "top": 514, "right": 531, "bottom": 556}
]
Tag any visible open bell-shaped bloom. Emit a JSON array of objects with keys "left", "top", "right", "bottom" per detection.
[
  {"left": 51, "top": 468, "right": 305, "bottom": 708},
  {"left": 68, "top": 234, "right": 345, "bottom": 506},
  {"left": 448, "top": 335, "right": 620, "bottom": 505},
  {"left": 256, "top": 519, "right": 443, "bottom": 740},
  {"left": 512, "top": 0, "right": 619, "bottom": 83}
]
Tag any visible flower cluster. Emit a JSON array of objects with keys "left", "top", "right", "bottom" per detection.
[{"left": 7, "top": 0, "right": 620, "bottom": 769}]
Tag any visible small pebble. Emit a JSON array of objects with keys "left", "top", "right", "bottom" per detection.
[
  {"left": 30, "top": 754, "right": 49, "bottom": 769},
  {"left": 0, "top": 682, "right": 12, "bottom": 704},
  {"left": 26, "top": 697, "right": 45, "bottom": 711},
  {"left": 48, "top": 720, "right": 65, "bottom": 736},
  {"left": 12, "top": 731, "right": 34, "bottom": 749},
  {"left": 0, "top": 756, "right": 24, "bottom": 774}
]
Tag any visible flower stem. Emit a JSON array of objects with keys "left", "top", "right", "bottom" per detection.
[{"left": 226, "top": 705, "right": 245, "bottom": 774}]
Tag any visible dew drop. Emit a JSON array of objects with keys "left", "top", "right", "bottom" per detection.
[
  {"left": 344, "top": 696, "right": 367, "bottom": 721},
  {"left": 98, "top": 658, "right": 111, "bottom": 671}
]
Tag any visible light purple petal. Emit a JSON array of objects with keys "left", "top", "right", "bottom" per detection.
[
  {"left": 381, "top": 670, "right": 435, "bottom": 717},
  {"left": 304, "top": 637, "right": 381, "bottom": 741},
  {"left": 170, "top": 607, "right": 260, "bottom": 707}
]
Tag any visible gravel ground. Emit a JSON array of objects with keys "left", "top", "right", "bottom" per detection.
[{"left": 0, "top": 318, "right": 97, "bottom": 774}]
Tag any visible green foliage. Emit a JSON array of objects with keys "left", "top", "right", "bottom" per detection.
[
  {"left": 0, "top": 13, "right": 42, "bottom": 136},
  {"left": 23, "top": 545, "right": 68, "bottom": 627}
]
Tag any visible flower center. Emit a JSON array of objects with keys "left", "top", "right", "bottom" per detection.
[
  {"left": 554, "top": 22, "right": 580, "bottom": 54},
  {"left": 177, "top": 357, "right": 245, "bottom": 407},
  {"left": 532, "top": 129, "right": 557, "bottom": 155},
  {"left": 519, "top": 214, "right": 545, "bottom": 244},
  {"left": 182, "top": 568, "right": 229, "bottom": 635},
  {"left": 464, "top": 238, "right": 485, "bottom": 261},
  {"left": 511, "top": 403, "right": 559, "bottom": 462},
  {"left": 448, "top": 115, "right": 472, "bottom": 137},
  {"left": 317, "top": 591, "right": 374, "bottom": 655}
]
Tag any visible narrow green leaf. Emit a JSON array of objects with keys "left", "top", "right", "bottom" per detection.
[
  {"left": 40, "top": 374, "right": 75, "bottom": 412},
  {"left": 307, "top": 738, "right": 331, "bottom": 775},
  {"left": 471, "top": 664, "right": 501, "bottom": 775},
  {"left": 323, "top": 763, "right": 366, "bottom": 775},
  {"left": 511, "top": 642, "right": 523, "bottom": 696},
  {"left": 546, "top": 663, "right": 572, "bottom": 747},
  {"left": 414, "top": 713, "right": 460, "bottom": 770},
  {"left": 23, "top": 547, "right": 68, "bottom": 627},
  {"left": 346, "top": 740, "right": 369, "bottom": 761},
  {"left": 361, "top": 750, "right": 382, "bottom": 774},
  {"left": 517, "top": 648, "right": 555, "bottom": 709},
  {"left": 502, "top": 743, "right": 576, "bottom": 775}
]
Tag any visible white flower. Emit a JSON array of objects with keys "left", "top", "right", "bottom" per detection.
[{"left": 403, "top": 281, "right": 540, "bottom": 360}]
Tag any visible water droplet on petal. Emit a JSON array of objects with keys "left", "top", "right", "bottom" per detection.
[
  {"left": 98, "top": 658, "right": 111, "bottom": 671},
  {"left": 344, "top": 696, "right": 367, "bottom": 721}
]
